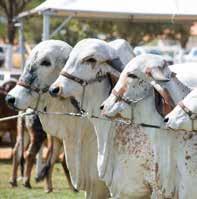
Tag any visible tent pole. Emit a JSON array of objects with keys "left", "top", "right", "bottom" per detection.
[
  {"left": 14, "top": 20, "right": 25, "bottom": 70},
  {"left": 18, "top": 20, "right": 25, "bottom": 69},
  {"left": 50, "top": 16, "right": 72, "bottom": 38},
  {"left": 42, "top": 12, "right": 50, "bottom": 41}
]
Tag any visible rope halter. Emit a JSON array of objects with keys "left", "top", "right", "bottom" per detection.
[
  {"left": 17, "top": 80, "right": 49, "bottom": 110},
  {"left": 178, "top": 101, "right": 197, "bottom": 131}
]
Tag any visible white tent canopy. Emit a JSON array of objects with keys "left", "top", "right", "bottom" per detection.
[
  {"left": 18, "top": 0, "right": 197, "bottom": 22},
  {"left": 15, "top": 0, "right": 197, "bottom": 69}
]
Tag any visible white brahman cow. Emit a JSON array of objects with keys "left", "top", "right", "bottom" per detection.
[
  {"left": 49, "top": 39, "right": 166, "bottom": 199},
  {"left": 101, "top": 54, "right": 197, "bottom": 199},
  {"left": 165, "top": 88, "right": 197, "bottom": 131},
  {"left": 6, "top": 40, "right": 109, "bottom": 199}
]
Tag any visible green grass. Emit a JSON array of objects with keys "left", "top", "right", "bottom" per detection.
[{"left": 0, "top": 160, "right": 85, "bottom": 199}]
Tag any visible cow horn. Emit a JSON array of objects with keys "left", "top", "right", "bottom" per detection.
[{"left": 150, "top": 68, "right": 170, "bottom": 82}]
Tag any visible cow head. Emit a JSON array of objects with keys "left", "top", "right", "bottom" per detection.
[
  {"left": 101, "top": 54, "right": 173, "bottom": 118},
  {"left": 6, "top": 40, "right": 72, "bottom": 110},
  {"left": 164, "top": 89, "right": 197, "bottom": 131},
  {"left": 49, "top": 39, "right": 127, "bottom": 101}
]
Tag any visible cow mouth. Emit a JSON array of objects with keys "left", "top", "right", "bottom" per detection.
[
  {"left": 103, "top": 112, "right": 131, "bottom": 123},
  {"left": 7, "top": 103, "right": 21, "bottom": 111}
]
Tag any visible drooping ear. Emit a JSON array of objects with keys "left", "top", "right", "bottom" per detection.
[
  {"left": 145, "top": 67, "right": 170, "bottom": 82},
  {"left": 151, "top": 80, "right": 175, "bottom": 113},
  {"left": 106, "top": 57, "right": 125, "bottom": 73},
  {"left": 154, "top": 89, "right": 174, "bottom": 117},
  {"left": 107, "top": 73, "right": 119, "bottom": 91}
]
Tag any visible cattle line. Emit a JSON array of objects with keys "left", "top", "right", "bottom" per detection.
[{"left": 0, "top": 109, "right": 179, "bottom": 133}]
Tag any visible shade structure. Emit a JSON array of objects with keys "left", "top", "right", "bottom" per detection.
[{"left": 18, "top": 0, "right": 197, "bottom": 23}]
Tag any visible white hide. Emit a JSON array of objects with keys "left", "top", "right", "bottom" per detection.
[
  {"left": 7, "top": 40, "right": 109, "bottom": 199},
  {"left": 165, "top": 89, "right": 197, "bottom": 131},
  {"left": 102, "top": 54, "right": 197, "bottom": 199},
  {"left": 164, "top": 90, "right": 197, "bottom": 198},
  {"left": 169, "top": 63, "right": 197, "bottom": 89},
  {"left": 51, "top": 39, "right": 163, "bottom": 199}
]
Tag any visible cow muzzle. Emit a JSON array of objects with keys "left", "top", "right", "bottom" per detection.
[
  {"left": 49, "top": 86, "right": 62, "bottom": 97},
  {"left": 6, "top": 95, "right": 16, "bottom": 108}
]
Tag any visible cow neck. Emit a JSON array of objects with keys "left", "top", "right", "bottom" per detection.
[
  {"left": 36, "top": 93, "right": 55, "bottom": 112},
  {"left": 77, "top": 77, "right": 115, "bottom": 179},
  {"left": 134, "top": 88, "right": 178, "bottom": 198},
  {"left": 132, "top": 91, "right": 164, "bottom": 128},
  {"left": 162, "top": 76, "right": 191, "bottom": 104},
  {"left": 35, "top": 93, "right": 103, "bottom": 193},
  {"left": 79, "top": 78, "right": 111, "bottom": 116}
]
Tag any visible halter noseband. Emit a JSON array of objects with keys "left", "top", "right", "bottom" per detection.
[
  {"left": 60, "top": 70, "right": 108, "bottom": 110},
  {"left": 112, "top": 88, "right": 150, "bottom": 105},
  {"left": 112, "top": 89, "right": 134, "bottom": 105},
  {"left": 17, "top": 80, "right": 49, "bottom": 94},
  {"left": 17, "top": 80, "right": 49, "bottom": 110},
  {"left": 178, "top": 101, "right": 197, "bottom": 131},
  {"left": 60, "top": 71, "right": 107, "bottom": 87},
  {"left": 179, "top": 101, "right": 197, "bottom": 120}
]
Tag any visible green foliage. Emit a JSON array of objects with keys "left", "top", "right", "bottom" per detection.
[
  {"left": 0, "top": 22, "right": 6, "bottom": 41},
  {"left": 0, "top": 0, "right": 45, "bottom": 44},
  {"left": 0, "top": 0, "right": 192, "bottom": 47},
  {"left": 50, "top": 19, "right": 190, "bottom": 47},
  {"left": 26, "top": 0, "right": 45, "bottom": 10},
  {"left": 24, "top": 15, "right": 43, "bottom": 43}
]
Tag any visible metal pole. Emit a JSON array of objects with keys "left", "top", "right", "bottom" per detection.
[
  {"left": 42, "top": 13, "right": 50, "bottom": 41},
  {"left": 15, "top": 21, "right": 25, "bottom": 69},
  {"left": 50, "top": 16, "right": 72, "bottom": 38},
  {"left": 18, "top": 21, "right": 25, "bottom": 69}
]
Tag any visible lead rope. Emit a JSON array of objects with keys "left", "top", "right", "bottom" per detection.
[
  {"left": 34, "top": 92, "right": 42, "bottom": 111},
  {"left": 0, "top": 111, "right": 33, "bottom": 122},
  {"left": 192, "top": 119, "right": 194, "bottom": 132},
  {"left": 80, "top": 85, "right": 86, "bottom": 110},
  {"left": 0, "top": 108, "right": 181, "bottom": 133},
  {"left": 130, "top": 102, "right": 134, "bottom": 125}
]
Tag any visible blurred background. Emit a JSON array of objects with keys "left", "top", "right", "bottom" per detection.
[{"left": 0, "top": 0, "right": 197, "bottom": 73}]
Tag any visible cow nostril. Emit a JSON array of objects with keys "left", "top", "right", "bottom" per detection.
[
  {"left": 49, "top": 87, "right": 60, "bottom": 97},
  {"left": 164, "top": 117, "right": 169, "bottom": 123},
  {"left": 100, "top": 104, "right": 104, "bottom": 110},
  {"left": 6, "top": 95, "right": 15, "bottom": 105}
]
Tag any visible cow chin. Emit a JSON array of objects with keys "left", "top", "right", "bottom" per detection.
[
  {"left": 165, "top": 113, "right": 192, "bottom": 132},
  {"left": 102, "top": 101, "right": 129, "bottom": 118},
  {"left": 8, "top": 85, "right": 36, "bottom": 110}
]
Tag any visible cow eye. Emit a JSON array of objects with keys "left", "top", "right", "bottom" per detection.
[
  {"left": 41, "top": 60, "right": 51, "bottom": 67},
  {"left": 127, "top": 73, "right": 138, "bottom": 79},
  {"left": 85, "top": 58, "right": 96, "bottom": 63}
]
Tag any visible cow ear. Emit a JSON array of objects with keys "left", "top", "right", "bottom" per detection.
[
  {"left": 146, "top": 67, "right": 170, "bottom": 82},
  {"left": 154, "top": 89, "right": 174, "bottom": 117},
  {"left": 106, "top": 57, "right": 124, "bottom": 73},
  {"left": 107, "top": 73, "right": 119, "bottom": 89},
  {"left": 151, "top": 80, "right": 175, "bottom": 109}
]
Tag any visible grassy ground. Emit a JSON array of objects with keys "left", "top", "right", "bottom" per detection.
[{"left": 0, "top": 160, "right": 85, "bottom": 199}]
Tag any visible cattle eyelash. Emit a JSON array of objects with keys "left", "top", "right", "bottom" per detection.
[
  {"left": 127, "top": 73, "right": 138, "bottom": 79},
  {"left": 41, "top": 60, "right": 51, "bottom": 66},
  {"left": 87, "top": 58, "right": 96, "bottom": 64}
]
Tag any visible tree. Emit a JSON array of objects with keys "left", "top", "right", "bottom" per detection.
[
  {"left": 53, "top": 19, "right": 190, "bottom": 47},
  {"left": 0, "top": 0, "right": 43, "bottom": 44}
]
